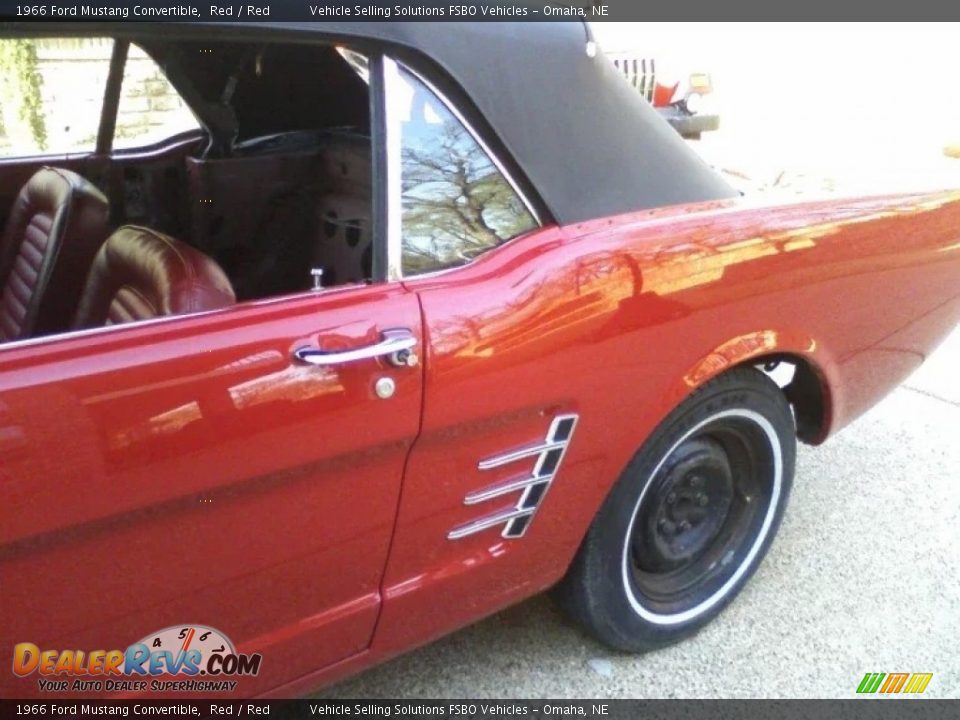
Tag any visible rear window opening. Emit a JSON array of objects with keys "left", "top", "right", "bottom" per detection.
[
  {"left": 0, "top": 34, "right": 374, "bottom": 345},
  {"left": 0, "top": 33, "right": 537, "bottom": 347},
  {"left": 138, "top": 39, "right": 374, "bottom": 300}
]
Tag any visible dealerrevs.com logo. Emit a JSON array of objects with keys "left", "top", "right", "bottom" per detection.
[{"left": 12, "top": 625, "right": 262, "bottom": 693}]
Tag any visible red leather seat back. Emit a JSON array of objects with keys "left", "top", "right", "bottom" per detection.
[
  {"left": 72, "top": 226, "right": 236, "bottom": 329},
  {"left": 0, "top": 167, "right": 109, "bottom": 341}
]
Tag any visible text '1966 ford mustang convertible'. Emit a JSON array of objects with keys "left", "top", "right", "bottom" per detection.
[{"left": 1, "top": 20, "right": 959, "bottom": 698}]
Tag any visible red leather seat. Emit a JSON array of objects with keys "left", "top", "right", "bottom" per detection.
[
  {"left": 72, "top": 226, "right": 236, "bottom": 329},
  {"left": 0, "top": 167, "right": 109, "bottom": 341}
]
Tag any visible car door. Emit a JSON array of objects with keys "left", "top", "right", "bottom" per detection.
[
  {"left": 341, "top": 59, "right": 588, "bottom": 655},
  {"left": 0, "top": 284, "right": 422, "bottom": 696}
]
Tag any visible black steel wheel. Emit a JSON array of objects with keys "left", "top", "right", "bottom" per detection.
[{"left": 555, "top": 367, "right": 795, "bottom": 652}]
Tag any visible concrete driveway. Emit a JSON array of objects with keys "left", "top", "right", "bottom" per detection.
[{"left": 324, "top": 328, "right": 960, "bottom": 699}]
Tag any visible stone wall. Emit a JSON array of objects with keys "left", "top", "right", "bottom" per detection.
[{"left": 0, "top": 37, "right": 196, "bottom": 156}]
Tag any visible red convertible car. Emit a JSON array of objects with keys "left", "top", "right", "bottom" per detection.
[{"left": 2, "top": 21, "right": 959, "bottom": 698}]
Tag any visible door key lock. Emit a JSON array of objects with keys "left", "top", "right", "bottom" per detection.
[
  {"left": 375, "top": 377, "right": 396, "bottom": 399},
  {"left": 389, "top": 348, "right": 419, "bottom": 368}
]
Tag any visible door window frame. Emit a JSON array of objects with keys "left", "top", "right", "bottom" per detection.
[
  {"left": 377, "top": 55, "right": 543, "bottom": 282},
  {"left": 0, "top": 30, "right": 548, "bottom": 356},
  {"left": 94, "top": 38, "right": 128, "bottom": 154}
]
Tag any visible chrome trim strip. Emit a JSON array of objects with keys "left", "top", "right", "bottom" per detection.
[
  {"left": 382, "top": 58, "right": 544, "bottom": 283},
  {"left": 0, "top": 305, "right": 229, "bottom": 352},
  {"left": 336, "top": 47, "right": 370, "bottom": 84},
  {"left": 447, "top": 507, "right": 535, "bottom": 541},
  {"left": 382, "top": 56, "right": 404, "bottom": 282},
  {"left": 476, "top": 440, "right": 566, "bottom": 470},
  {"left": 449, "top": 413, "right": 579, "bottom": 540},
  {"left": 463, "top": 473, "right": 554, "bottom": 505},
  {"left": 0, "top": 284, "right": 367, "bottom": 355},
  {"left": 396, "top": 61, "right": 542, "bottom": 229},
  {"left": 503, "top": 414, "right": 578, "bottom": 537}
]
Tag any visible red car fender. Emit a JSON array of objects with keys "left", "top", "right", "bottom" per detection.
[
  {"left": 361, "top": 189, "right": 960, "bottom": 687},
  {"left": 262, "top": 191, "right": 960, "bottom": 698},
  {"left": 267, "top": 190, "right": 960, "bottom": 698}
]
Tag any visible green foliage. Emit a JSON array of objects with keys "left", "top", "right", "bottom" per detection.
[{"left": 0, "top": 40, "right": 48, "bottom": 151}]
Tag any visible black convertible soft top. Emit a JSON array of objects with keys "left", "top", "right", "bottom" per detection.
[
  {"left": 7, "top": 20, "right": 738, "bottom": 225},
  {"left": 245, "top": 21, "right": 739, "bottom": 225}
]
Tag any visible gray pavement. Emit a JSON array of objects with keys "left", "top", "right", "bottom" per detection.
[{"left": 325, "top": 328, "right": 960, "bottom": 699}]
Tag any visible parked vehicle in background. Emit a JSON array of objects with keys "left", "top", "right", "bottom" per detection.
[{"left": 607, "top": 51, "right": 719, "bottom": 139}]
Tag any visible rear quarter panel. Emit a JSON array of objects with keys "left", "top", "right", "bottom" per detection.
[
  {"left": 275, "top": 190, "right": 960, "bottom": 695},
  {"left": 575, "top": 190, "right": 960, "bottom": 437},
  {"left": 354, "top": 190, "right": 960, "bottom": 681}
]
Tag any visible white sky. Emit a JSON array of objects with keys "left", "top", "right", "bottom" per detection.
[{"left": 590, "top": 23, "right": 960, "bottom": 187}]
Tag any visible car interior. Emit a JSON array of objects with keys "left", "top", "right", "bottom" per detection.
[{"left": 0, "top": 37, "right": 374, "bottom": 344}]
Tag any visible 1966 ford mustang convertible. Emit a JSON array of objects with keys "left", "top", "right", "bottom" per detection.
[{"left": 2, "top": 21, "right": 959, "bottom": 698}]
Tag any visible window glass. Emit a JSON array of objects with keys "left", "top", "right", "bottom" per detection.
[
  {"left": 0, "top": 37, "right": 111, "bottom": 157},
  {"left": 113, "top": 45, "right": 200, "bottom": 150},
  {"left": 398, "top": 68, "right": 537, "bottom": 276}
]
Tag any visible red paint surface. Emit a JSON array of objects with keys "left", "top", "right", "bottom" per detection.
[
  {"left": 652, "top": 81, "right": 680, "bottom": 107},
  {"left": 3, "top": 191, "right": 960, "bottom": 698},
  {"left": 0, "top": 284, "right": 423, "bottom": 697}
]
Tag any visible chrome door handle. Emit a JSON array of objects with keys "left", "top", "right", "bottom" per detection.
[{"left": 294, "top": 328, "right": 418, "bottom": 367}]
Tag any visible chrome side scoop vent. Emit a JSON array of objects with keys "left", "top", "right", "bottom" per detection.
[{"left": 448, "top": 414, "right": 579, "bottom": 540}]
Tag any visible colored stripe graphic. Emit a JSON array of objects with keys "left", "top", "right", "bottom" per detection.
[
  {"left": 857, "top": 673, "right": 885, "bottom": 694},
  {"left": 880, "top": 673, "right": 909, "bottom": 693},
  {"left": 903, "top": 673, "right": 934, "bottom": 694},
  {"left": 857, "top": 672, "right": 933, "bottom": 694}
]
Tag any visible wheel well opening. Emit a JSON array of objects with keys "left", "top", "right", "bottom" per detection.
[{"left": 749, "top": 354, "right": 827, "bottom": 444}]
